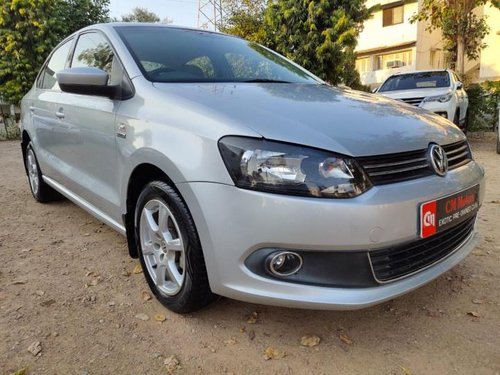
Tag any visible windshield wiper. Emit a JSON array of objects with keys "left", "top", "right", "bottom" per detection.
[{"left": 241, "top": 79, "right": 292, "bottom": 83}]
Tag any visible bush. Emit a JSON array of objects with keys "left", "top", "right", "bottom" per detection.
[
  {"left": 0, "top": 114, "right": 20, "bottom": 140},
  {"left": 466, "top": 80, "right": 500, "bottom": 131}
]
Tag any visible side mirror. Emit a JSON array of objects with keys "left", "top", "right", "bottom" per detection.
[
  {"left": 57, "top": 67, "right": 119, "bottom": 99},
  {"left": 455, "top": 81, "right": 463, "bottom": 90}
]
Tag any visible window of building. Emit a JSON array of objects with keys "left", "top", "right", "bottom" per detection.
[
  {"left": 383, "top": 5, "right": 404, "bottom": 27},
  {"left": 355, "top": 57, "right": 371, "bottom": 74},
  {"left": 376, "top": 50, "right": 412, "bottom": 70}
]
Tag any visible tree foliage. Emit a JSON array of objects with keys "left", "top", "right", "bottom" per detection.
[
  {"left": 221, "top": 0, "right": 370, "bottom": 89},
  {"left": 57, "top": 0, "right": 110, "bottom": 36},
  {"left": 220, "top": 0, "right": 266, "bottom": 42},
  {"left": 0, "top": 0, "right": 110, "bottom": 105},
  {"left": 121, "top": 7, "right": 161, "bottom": 23},
  {"left": 410, "top": 0, "right": 499, "bottom": 77},
  {"left": 264, "top": 0, "right": 370, "bottom": 88},
  {"left": 0, "top": 0, "right": 62, "bottom": 105}
]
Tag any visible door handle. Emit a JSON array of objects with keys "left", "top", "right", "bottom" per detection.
[
  {"left": 29, "top": 106, "right": 35, "bottom": 112},
  {"left": 55, "top": 110, "right": 65, "bottom": 119}
]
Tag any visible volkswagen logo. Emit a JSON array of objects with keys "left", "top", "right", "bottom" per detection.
[{"left": 428, "top": 144, "right": 448, "bottom": 176}]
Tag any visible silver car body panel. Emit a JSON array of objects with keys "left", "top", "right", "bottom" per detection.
[{"left": 20, "top": 23, "right": 485, "bottom": 309}]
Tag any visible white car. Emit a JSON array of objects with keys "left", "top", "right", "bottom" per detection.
[{"left": 375, "top": 70, "right": 468, "bottom": 130}]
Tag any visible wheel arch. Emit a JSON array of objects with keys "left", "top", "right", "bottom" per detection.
[
  {"left": 123, "top": 159, "right": 191, "bottom": 259},
  {"left": 21, "top": 130, "right": 32, "bottom": 175}
]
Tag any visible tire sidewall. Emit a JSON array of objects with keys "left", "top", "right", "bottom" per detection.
[
  {"left": 134, "top": 182, "right": 195, "bottom": 309},
  {"left": 26, "top": 143, "right": 42, "bottom": 201}
]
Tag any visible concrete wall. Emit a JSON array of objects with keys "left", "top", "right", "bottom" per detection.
[
  {"left": 479, "top": 5, "right": 500, "bottom": 81},
  {"left": 357, "top": 1, "right": 419, "bottom": 53}
]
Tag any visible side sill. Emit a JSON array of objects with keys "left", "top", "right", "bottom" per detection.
[{"left": 42, "top": 175, "right": 126, "bottom": 236}]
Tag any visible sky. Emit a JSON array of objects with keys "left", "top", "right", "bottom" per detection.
[{"left": 109, "top": 0, "right": 199, "bottom": 27}]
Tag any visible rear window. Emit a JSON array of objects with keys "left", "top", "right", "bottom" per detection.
[
  {"left": 378, "top": 71, "right": 451, "bottom": 92},
  {"left": 114, "top": 26, "right": 318, "bottom": 84}
]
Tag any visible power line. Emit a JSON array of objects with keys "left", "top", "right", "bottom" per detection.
[{"left": 197, "top": 0, "right": 224, "bottom": 31}]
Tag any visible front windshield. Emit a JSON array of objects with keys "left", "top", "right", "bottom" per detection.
[
  {"left": 115, "top": 26, "right": 319, "bottom": 84},
  {"left": 378, "top": 71, "right": 451, "bottom": 92}
]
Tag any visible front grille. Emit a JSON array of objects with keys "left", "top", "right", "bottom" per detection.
[
  {"left": 399, "top": 97, "right": 424, "bottom": 106},
  {"left": 369, "top": 215, "right": 476, "bottom": 282},
  {"left": 443, "top": 140, "right": 472, "bottom": 169},
  {"left": 357, "top": 140, "right": 471, "bottom": 185}
]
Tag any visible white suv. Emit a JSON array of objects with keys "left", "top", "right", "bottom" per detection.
[{"left": 376, "top": 70, "right": 468, "bottom": 130}]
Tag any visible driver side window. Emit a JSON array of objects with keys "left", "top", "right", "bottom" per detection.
[{"left": 71, "top": 32, "right": 121, "bottom": 85}]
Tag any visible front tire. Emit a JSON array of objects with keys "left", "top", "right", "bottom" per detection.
[
  {"left": 453, "top": 110, "right": 460, "bottom": 127},
  {"left": 25, "top": 143, "right": 59, "bottom": 203},
  {"left": 134, "top": 181, "right": 214, "bottom": 313}
]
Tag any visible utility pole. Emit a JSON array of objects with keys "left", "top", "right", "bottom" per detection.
[{"left": 197, "top": 0, "right": 224, "bottom": 31}]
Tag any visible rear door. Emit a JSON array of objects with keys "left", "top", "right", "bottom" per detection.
[{"left": 30, "top": 38, "right": 75, "bottom": 181}]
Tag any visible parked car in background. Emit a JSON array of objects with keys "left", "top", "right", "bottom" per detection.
[
  {"left": 375, "top": 70, "right": 468, "bottom": 130},
  {"left": 20, "top": 24, "right": 484, "bottom": 313}
]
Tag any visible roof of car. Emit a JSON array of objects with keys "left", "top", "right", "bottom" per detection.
[
  {"left": 388, "top": 69, "right": 452, "bottom": 76},
  {"left": 84, "top": 22, "right": 226, "bottom": 36}
]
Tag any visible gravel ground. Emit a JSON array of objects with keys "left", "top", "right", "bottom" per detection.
[{"left": 0, "top": 138, "right": 499, "bottom": 375}]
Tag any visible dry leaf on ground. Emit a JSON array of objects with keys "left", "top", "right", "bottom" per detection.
[
  {"left": 164, "top": 355, "right": 180, "bottom": 373},
  {"left": 246, "top": 311, "right": 258, "bottom": 324},
  {"left": 300, "top": 335, "right": 321, "bottom": 347},
  {"left": 339, "top": 333, "right": 354, "bottom": 346},
  {"left": 263, "top": 346, "right": 286, "bottom": 360},
  {"left": 27, "top": 341, "right": 42, "bottom": 356},
  {"left": 154, "top": 314, "right": 166, "bottom": 322},
  {"left": 132, "top": 264, "right": 143, "bottom": 274}
]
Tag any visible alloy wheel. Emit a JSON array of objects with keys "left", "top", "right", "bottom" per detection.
[{"left": 139, "top": 199, "right": 186, "bottom": 296}]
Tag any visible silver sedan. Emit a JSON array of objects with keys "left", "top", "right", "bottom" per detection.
[{"left": 20, "top": 24, "right": 484, "bottom": 313}]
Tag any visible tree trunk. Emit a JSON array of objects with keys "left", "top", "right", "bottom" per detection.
[{"left": 456, "top": 35, "right": 465, "bottom": 77}]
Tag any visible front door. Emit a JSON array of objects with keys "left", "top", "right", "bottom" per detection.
[{"left": 56, "top": 31, "right": 124, "bottom": 222}]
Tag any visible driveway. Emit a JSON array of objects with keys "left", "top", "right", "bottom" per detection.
[{"left": 1, "top": 138, "right": 499, "bottom": 374}]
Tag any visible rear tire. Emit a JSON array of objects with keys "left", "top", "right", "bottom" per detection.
[
  {"left": 25, "top": 143, "right": 60, "bottom": 203},
  {"left": 134, "top": 180, "right": 214, "bottom": 313}
]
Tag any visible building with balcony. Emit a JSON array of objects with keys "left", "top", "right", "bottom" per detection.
[{"left": 355, "top": 0, "right": 500, "bottom": 89}]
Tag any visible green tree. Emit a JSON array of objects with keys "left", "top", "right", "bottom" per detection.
[
  {"left": 121, "top": 7, "right": 161, "bottom": 23},
  {"left": 0, "top": 0, "right": 110, "bottom": 105},
  {"left": 411, "top": 0, "right": 499, "bottom": 78},
  {"left": 220, "top": 0, "right": 266, "bottom": 42},
  {"left": 58, "top": 0, "right": 110, "bottom": 37},
  {"left": 0, "top": 0, "right": 62, "bottom": 105},
  {"left": 263, "top": 0, "right": 370, "bottom": 88}
]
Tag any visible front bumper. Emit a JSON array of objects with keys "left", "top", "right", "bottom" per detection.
[
  {"left": 176, "top": 161, "right": 484, "bottom": 309},
  {"left": 420, "top": 101, "right": 453, "bottom": 121}
]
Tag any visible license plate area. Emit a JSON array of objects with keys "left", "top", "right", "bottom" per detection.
[{"left": 420, "top": 185, "right": 479, "bottom": 239}]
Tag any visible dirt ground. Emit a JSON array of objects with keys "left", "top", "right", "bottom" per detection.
[{"left": 0, "top": 137, "right": 499, "bottom": 375}]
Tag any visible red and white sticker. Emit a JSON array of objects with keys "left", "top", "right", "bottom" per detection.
[{"left": 420, "top": 200, "right": 437, "bottom": 238}]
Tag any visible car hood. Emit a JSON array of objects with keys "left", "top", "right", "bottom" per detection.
[
  {"left": 152, "top": 82, "right": 464, "bottom": 157},
  {"left": 378, "top": 88, "right": 451, "bottom": 100}
]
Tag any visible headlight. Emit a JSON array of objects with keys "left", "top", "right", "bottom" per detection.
[
  {"left": 218, "top": 136, "right": 372, "bottom": 198},
  {"left": 423, "top": 92, "right": 453, "bottom": 103}
]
